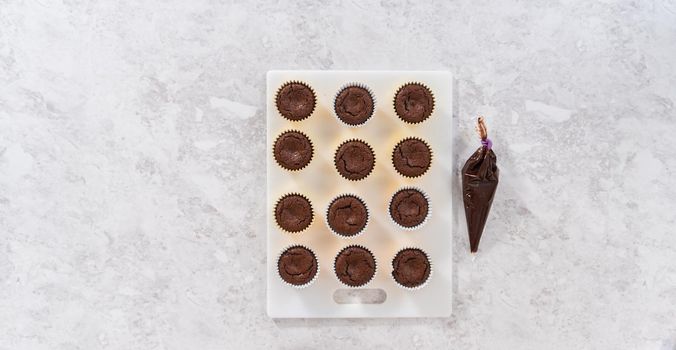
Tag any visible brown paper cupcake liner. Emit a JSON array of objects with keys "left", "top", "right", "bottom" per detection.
[
  {"left": 332, "top": 82, "right": 376, "bottom": 128},
  {"left": 392, "top": 82, "right": 435, "bottom": 124},
  {"left": 390, "top": 246, "right": 433, "bottom": 290},
  {"left": 275, "top": 80, "right": 317, "bottom": 121},
  {"left": 333, "top": 138, "right": 376, "bottom": 181},
  {"left": 276, "top": 244, "right": 320, "bottom": 289},
  {"left": 391, "top": 136, "right": 434, "bottom": 178},
  {"left": 333, "top": 244, "right": 378, "bottom": 288},
  {"left": 388, "top": 186, "right": 432, "bottom": 231},
  {"left": 272, "top": 129, "right": 314, "bottom": 171},
  {"left": 273, "top": 193, "right": 314, "bottom": 234},
  {"left": 324, "top": 193, "right": 369, "bottom": 239}
]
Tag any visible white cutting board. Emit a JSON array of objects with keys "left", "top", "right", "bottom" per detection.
[{"left": 266, "top": 71, "right": 453, "bottom": 318}]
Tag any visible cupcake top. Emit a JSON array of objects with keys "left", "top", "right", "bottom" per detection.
[
  {"left": 334, "top": 140, "right": 375, "bottom": 181},
  {"left": 334, "top": 246, "right": 376, "bottom": 287},
  {"left": 389, "top": 189, "right": 429, "bottom": 228},
  {"left": 278, "top": 246, "right": 318, "bottom": 286},
  {"left": 327, "top": 195, "right": 368, "bottom": 237},
  {"left": 274, "top": 131, "right": 313, "bottom": 171},
  {"left": 392, "top": 138, "right": 432, "bottom": 177},
  {"left": 394, "top": 83, "right": 434, "bottom": 124},
  {"left": 275, "top": 194, "right": 313, "bottom": 232},
  {"left": 392, "top": 248, "right": 430, "bottom": 288},
  {"left": 276, "top": 82, "right": 316, "bottom": 121},
  {"left": 334, "top": 86, "right": 374, "bottom": 125}
]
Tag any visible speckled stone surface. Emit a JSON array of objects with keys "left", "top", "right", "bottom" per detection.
[{"left": 1, "top": 1, "right": 675, "bottom": 349}]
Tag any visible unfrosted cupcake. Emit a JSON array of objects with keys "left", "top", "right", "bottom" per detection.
[
  {"left": 389, "top": 187, "right": 430, "bottom": 229},
  {"left": 326, "top": 194, "right": 369, "bottom": 238},
  {"left": 334, "top": 139, "right": 375, "bottom": 181},
  {"left": 274, "top": 193, "right": 313, "bottom": 233},
  {"left": 273, "top": 130, "right": 313, "bottom": 171},
  {"left": 392, "top": 137, "right": 432, "bottom": 178},
  {"left": 391, "top": 248, "right": 431, "bottom": 289},
  {"left": 393, "top": 83, "right": 435, "bottom": 124},
  {"left": 275, "top": 81, "right": 316, "bottom": 121},
  {"left": 277, "top": 245, "right": 319, "bottom": 287},
  {"left": 334, "top": 245, "right": 376, "bottom": 287},
  {"left": 333, "top": 84, "right": 375, "bottom": 126}
]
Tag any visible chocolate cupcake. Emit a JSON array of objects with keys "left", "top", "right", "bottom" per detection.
[
  {"left": 334, "top": 245, "right": 377, "bottom": 287},
  {"left": 275, "top": 81, "right": 316, "bottom": 121},
  {"left": 333, "top": 83, "right": 375, "bottom": 126},
  {"left": 392, "top": 137, "right": 432, "bottom": 178},
  {"left": 391, "top": 247, "right": 432, "bottom": 289},
  {"left": 393, "top": 83, "right": 435, "bottom": 124},
  {"left": 389, "top": 187, "right": 431, "bottom": 230},
  {"left": 326, "top": 194, "right": 369, "bottom": 238},
  {"left": 274, "top": 193, "right": 313, "bottom": 233},
  {"left": 334, "top": 139, "right": 375, "bottom": 181},
  {"left": 277, "top": 245, "right": 319, "bottom": 288},
  {"left": 273, "top": 130, "right": 313, "bottom": 171}
]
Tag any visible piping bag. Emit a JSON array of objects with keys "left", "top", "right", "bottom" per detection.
[{"left": 462, "top": 117, "right": 499, "bottom": 253}]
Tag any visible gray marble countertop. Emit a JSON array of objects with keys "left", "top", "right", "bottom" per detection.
[{"left": 1, "top": 1, "right": 675, "bottom": 349}]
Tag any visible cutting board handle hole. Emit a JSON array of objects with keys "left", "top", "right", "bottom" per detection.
[{"left": 332, "top": 289, "right": 387, "bottom": 304}]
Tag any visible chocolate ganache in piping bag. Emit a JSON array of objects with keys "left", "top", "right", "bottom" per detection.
[{"left": 462, "top": 117, "right": 499, "bottom": 253}]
